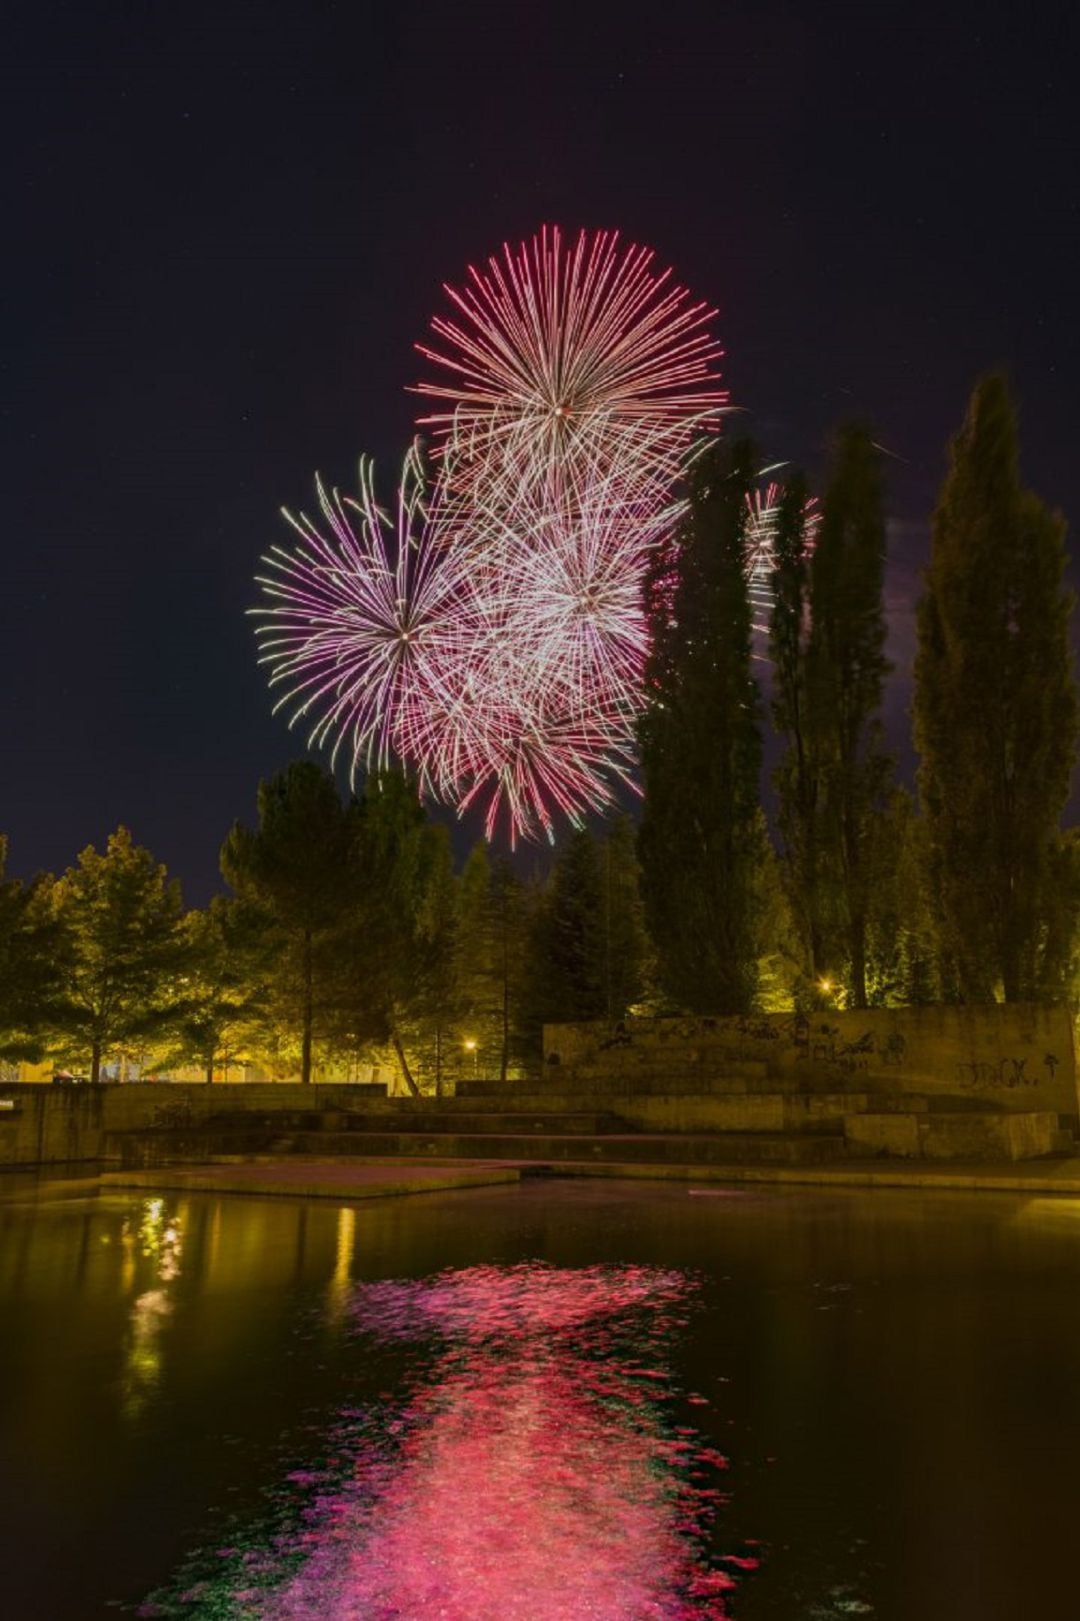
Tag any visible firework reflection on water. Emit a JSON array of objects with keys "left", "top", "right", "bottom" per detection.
[{"left": 140, "top": 1262, "right": 757, "bottom": 1619}]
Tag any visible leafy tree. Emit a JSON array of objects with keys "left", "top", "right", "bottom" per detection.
[
  {"left": 0, "top": 838, "right": 64, "bottom": 1063},
  {"left": 167, "top": 897, "right": 272, "bottom": 1082},
  {"left": 914, "top": 375, "right": 1078, "bottom": 1001},
  {"left": 49, "top": 827, "right": 186, "bottom": 1082},
  {"left": 753, "top": 819, "right": 805, "bottom": 1012},
  {"left": 638, "top": 438, "right": 764, "bottom": 1013},
  {"left": 805, "top": 427, "right": 894, "bottom": 1008},
  {"left": 221, "top": 761, "right": 354, "bottom": 1084}
]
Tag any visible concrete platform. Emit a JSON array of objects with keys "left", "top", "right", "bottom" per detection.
[
  {"left": 99, "top": 1159, "right": 521, "bottom": 1201},
  {"left": 93, "top": 1154, "right": 1080, "bottom": 1199}
]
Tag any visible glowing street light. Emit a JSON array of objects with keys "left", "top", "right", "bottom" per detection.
[{"left": 463, "top": 1037, "right": 478, "bottom": 1078}]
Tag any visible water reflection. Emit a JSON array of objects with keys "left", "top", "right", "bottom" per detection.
[
  {"left": 142, "top": 1262, "right": 756, "bottom": 1618},
  {"left": 122, "top": 1198, "right": 184, "bottom": 1417},
  {"left": 325, "top": 1205, "right": 356, "bottom": 1328}
]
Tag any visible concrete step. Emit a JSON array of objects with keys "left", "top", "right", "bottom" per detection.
[
  {"left": 283, "top": 1128, "right": 847, "bottom": 1166},
  {"left": 327, "top": 1110, "right": 625, "bottom": 1135}
]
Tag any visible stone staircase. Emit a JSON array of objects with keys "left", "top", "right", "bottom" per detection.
[
  {"left": 105, "top": 1067, "right": 1075, "bottom": 1173},
  {"left": 107, "top": 1088, "right": 844, "bottom": 1172}
]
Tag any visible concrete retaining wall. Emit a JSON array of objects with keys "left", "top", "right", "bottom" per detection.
[
  {"left": 543, "top": 1005, "right": 1080, "bottom": 1120},
  {"left": 0, "top": 1082, "right": 385, "bottom": 1167}
]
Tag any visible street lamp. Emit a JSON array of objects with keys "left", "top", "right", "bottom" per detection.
[{"left": 463, "top": 1038, "right": 478, "bottom": 1078}]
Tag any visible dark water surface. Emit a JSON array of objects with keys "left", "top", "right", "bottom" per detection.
[{"left": 2, "top": 1175, "right": 1080, "bottom": 1619}]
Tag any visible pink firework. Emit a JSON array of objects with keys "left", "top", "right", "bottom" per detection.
[
  {"left": 255, "top": 228, "right": 724, "bottom": 841},
  {"left": 415, "top": 225, "right": 725, "bottom": 498},
  {"left": 253, "top": 443, "right": 461, "bottom": 787}
]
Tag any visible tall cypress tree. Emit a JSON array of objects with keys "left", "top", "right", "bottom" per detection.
[
  {"left": 770, "top": 474, "right": 827, "bottom": 989},
  {"left": 638, "top": 438, "right": 764, "bottom": 1014},
  {"left": 914, "top": 375, "right": 1078, "bottom": 1001},
  {"left": 806, "top": 427, "right": 894, "bottom": 1008}
]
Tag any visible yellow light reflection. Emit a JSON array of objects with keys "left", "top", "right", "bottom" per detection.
[{"left": 326, "top": 1205, "right": 357, "bottom": 1326}]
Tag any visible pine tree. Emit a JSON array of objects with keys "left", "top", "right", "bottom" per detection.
[
  {"left": 638, "top": 438, "right": 764, "bottom": 1013},
  {"left": 221, "top": 761, "right": 354, "bottom": 1084},
  {"left": 914, "top": 374, "right": 1079, "bottom": 1001},
  {"left": 805, "top": 427, "right": 894, "bottom": 1008}
]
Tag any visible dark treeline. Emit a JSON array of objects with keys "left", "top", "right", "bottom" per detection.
[
  {"left": 640, "top": 374, "right": 1079, "bottom": 1016},
  {"left": 1, "top": 375, "right": 1077, "bottom": 1089}
]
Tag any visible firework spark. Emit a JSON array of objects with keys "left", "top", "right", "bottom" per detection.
[{"left": 744, "top": 475, "right": 821, "bottom": 633}]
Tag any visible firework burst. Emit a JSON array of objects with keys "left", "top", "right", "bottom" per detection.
[
  {"left": 255, "top": 227, "right": 725, "bottom": 841},
  {"left": 415, "top": 225, "right": 726, "bottom": 500}
]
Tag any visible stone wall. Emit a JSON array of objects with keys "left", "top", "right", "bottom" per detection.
[
  {"left": 543, "top": 1005, "right": 1080, "bottom": 1120},
  {"left": 0, "top": 1082, "right": 385, "bottom": 1168}
]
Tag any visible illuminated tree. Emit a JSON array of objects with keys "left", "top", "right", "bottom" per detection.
[
  {"left": 49, "top": 827, "right": 186, "bottom": 1083},
  {"left": 914, "top": 375, "right": 1078, "bottom": 1000},
  {"left": 168, "top": 898, "right": 272, "bottom": 1082},
  {"left": 347, "top": 770, "right": 447, "bottom": 1096},
  {"left": 221, "top": 762, "right": 355, "bottom": 1085}
]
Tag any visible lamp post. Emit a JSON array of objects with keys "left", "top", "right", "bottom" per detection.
[{"left": 463, "top": 1038, "right": 478, "bottom": 1079}]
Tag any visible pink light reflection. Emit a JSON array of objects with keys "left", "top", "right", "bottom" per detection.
[{"left": 254, "top": 1265, "right": 752, "bottom": 1620}]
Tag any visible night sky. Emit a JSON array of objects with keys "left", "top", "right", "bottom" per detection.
[{"left": 3, "top": 0, "right": 1078, "bottom": 903}]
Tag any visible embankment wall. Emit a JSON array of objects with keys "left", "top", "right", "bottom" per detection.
[
  {"left": 543, "top": 1005, "right": 1080, "bottom": 1119},
  {"left": 0, "top": 1083, "right": 383, "bottom": 1167}
]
